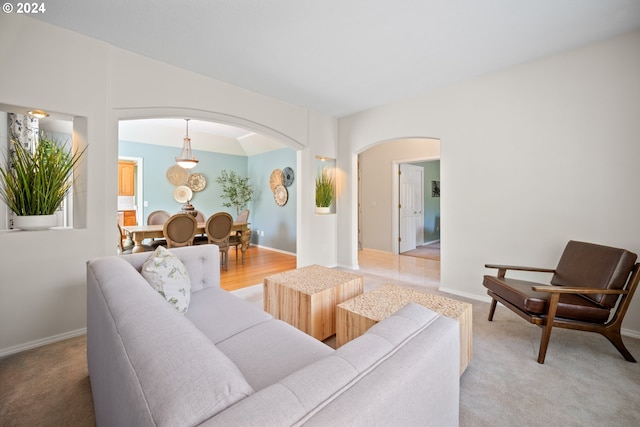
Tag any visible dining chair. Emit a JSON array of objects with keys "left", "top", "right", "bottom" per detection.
[
  {"left": 147, "top": 210, "right": 170, "bottom": 247},
  {"left": 147, "top": 210, "right": 170, "bottom": 225},
  {"left": 230, "top": 209, "right": 250, "bottom": 263},
  {"left": 194, "top": 210, "right": 208, "bottom": 244},
  {"left": 203, "top": 212, "right": 234, "bottom": 270},
  {"left": 117, "top": 223, "right": 134, "bottom": 254},
  {"left": 162, "top": 213, "right": 198, "bottom": 248}
]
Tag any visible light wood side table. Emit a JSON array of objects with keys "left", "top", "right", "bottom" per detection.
[
  {"left": 264, "top": 265, "right": 364, "bottom": 341},
  {"left": 336, "top": 283, "right": 473, "bottom": 375}
]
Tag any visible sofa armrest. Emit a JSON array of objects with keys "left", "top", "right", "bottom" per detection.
[{"left": 205, "top": 303, "right": 460, "bottom": 427}]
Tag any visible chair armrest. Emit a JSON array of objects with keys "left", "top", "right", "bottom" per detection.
[
  {"left": 532, "top": 285, "right": 629, "bottom": 295},
  {"left": 485, "top": 264, "right": 555, "bottom": 278}
]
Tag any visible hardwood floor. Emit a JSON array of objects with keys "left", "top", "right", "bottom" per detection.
[
  {"left": 219, "top": 245, "right": 441, "bottom": 292},
  {"left": 220, "top": 246, "right": 297, "bottom": 291}
]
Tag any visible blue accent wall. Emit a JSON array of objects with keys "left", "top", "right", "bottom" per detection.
[
  {"left": 119, "top": 141, "right": 297, "bottom": 253},
  {"left": 248, "top": 148, "right": 297, "bottom": 253},
  {"left": 119, "top": 140, "right": 246, "bottom": 219}
]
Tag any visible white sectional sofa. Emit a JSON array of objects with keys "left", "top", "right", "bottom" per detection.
[{"left": 86, "top": 245, "right": 460, "bottom": 426}]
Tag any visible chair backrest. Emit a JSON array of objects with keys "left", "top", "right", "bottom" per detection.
[
  {"left": 236, "top": 209, "right": 250, "bottom": 223},
  {"left": 195, "top": 210, "right": 206, "bottom": 223},
  {"left": 206, "top": 212, "right": 234, "bottom": 245},
  {"left": 163, "top": 214, "right": 198, "bottom": 247},
  {"left": 117, "top": 223, "right": 126, "bottom": 253},
  {"left": 147, "top": 210, "right": 170, "bottom": 225},
  {"left": 551, "top": 240, "right": 638, "bottom": 308}
]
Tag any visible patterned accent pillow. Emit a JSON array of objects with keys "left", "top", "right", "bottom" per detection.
[{"left": 141, "top": 246, "right": 191, "bottom": 314}]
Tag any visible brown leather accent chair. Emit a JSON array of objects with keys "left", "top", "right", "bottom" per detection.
[
  {"left": 203, "top": 212, "right": 234, "bottom": 271},
  {"left": 162, "top": 213, "right": 198, "bottom": 248},
  {"left": 483, "top": 240, "right": 639, "bottom": 364}
]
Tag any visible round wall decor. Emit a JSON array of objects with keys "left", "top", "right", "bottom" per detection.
[
  {"left": 188, "top": 173, "right": 206, "bottom": 192},
  {"left": 274, "top": 184, "right": 288, "bottom": 206},
  {"left": 283, "top": 167, "right": 295, "bottom": 187},
  {"left": 166, "top": 165, "right": 189, "bottom": 186},
  {"left": 173, "top": 185, "right": 193, "bottom": 203},
  {"left": 270, "top": 169, "right": 284, "bottom": 192}
]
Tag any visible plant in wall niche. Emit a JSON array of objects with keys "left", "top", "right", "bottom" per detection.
[
  {"left": 215, "top": 169, "right": 254, "bottom": 215},
  {"left": 315, "top": 167, "right": 334, "bottom": 214},
  {"left": 0, "top": 133, "right": 86, "bottom": 230}
]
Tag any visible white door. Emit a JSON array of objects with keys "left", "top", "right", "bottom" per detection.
[{"left": 399, "top": 163, "right": 424, "bottom": 253}]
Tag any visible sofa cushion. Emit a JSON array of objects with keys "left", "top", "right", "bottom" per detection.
[
  {"left": 141, "top": 246, "right": 191, "bottom": 314},
  {"left": 186, "top": 287, "right": 273, "bottom": 344},
  {"left": 215, "top": 319, "right": 333, "bottom": 391}
]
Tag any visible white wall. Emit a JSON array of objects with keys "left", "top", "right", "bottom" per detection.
[
  {"left": 338, "top": 30, "right": 640, "bottom": 336},
  {"left": 359, "top": 138, "right": 440, "bottom": 252},
  {"left": 0, "top": 15, "right": 336, "bottom": 355}
]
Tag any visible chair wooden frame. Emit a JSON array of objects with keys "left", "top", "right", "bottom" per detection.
[
  {"left": 486, "top": 262, "right": 640, "bottom": 364},
  {"left": 204, "top": 212, "right": 234, "bottom": 271},
  {"left": 162, "top": 213, "right": 198, "bottom": 248}
]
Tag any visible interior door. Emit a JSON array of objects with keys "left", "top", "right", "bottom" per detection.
[{"left": 399, "top": 163, "right": 424, "bottom": 253}]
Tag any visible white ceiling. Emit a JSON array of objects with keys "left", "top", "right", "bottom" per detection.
[{"left": 32, "top": 0, "right": 640, "bottom": 118}]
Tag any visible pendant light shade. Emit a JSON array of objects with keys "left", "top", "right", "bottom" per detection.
[{"left": 176, "top": 119, "right": 199, "bottom": 169}]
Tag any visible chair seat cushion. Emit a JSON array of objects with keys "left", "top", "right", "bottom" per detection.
[{"left": 483, "top": 276, "right": 611, "bottom": 323}]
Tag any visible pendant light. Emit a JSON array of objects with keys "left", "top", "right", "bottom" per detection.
[{"left": 175, "top": 119, "right": 199, "bottom": 169}]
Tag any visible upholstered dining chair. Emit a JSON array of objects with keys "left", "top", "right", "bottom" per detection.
[
  {"left": 147, "top": 210, "right": 170, "bottom": 225},
  {"left": 193, "top": 210, "right": 208, "bottom": 244},
  {"left": 147, "top": 210, "right": 170, "bottom": 247},
  {"left": 229, "top": 209, "right": 250, "bottom": 263},
  {"left": 203, "top": 212, "right": 234, "bottom": 270},
  {"left": 483, "top": 240, "right": 640, "bottom": 364},
  {"left": 162, "top": 213, "right": 198, "bottom": 248},
  {"left": 117, "top": 223, "right": 134, "bottom": 254}
]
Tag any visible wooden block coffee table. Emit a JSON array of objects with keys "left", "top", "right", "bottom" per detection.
[
  {"left": 264, "top": 265, "right": 364, "bottom": 341},
  {"left": 336, "top": 283, "right": 473, "bottom": 375}
]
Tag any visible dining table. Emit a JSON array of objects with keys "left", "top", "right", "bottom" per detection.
[{"left": 122, "top": 221, "right": 251, "bottom": 260}]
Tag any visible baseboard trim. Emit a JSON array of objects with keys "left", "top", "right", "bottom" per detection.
[
  {"left": 251, "top": 244, "right": 296, "bottom": 257},
  {"left": 0, "top": 328, "right": 86, "bottom": 358},
  {"left": 440, "top": 286, "right": 640, "bottom": 339}
]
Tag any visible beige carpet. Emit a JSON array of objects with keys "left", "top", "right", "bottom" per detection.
[
  {"left": 402, "top": 242, "right": 441, "bottom": 260},
  {"left": 2, "top": 273, "right": 640, "bottom": 426}
]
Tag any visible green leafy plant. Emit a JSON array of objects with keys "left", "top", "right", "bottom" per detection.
[
  {"left": 0, "top": 133, "right": 86, "bottom": 216},
  {"left": 315, "top": 168, "right": 334, "bottom": 208},
  {"left": 215, "top": 169, "right": 254, "bottom": 215}
]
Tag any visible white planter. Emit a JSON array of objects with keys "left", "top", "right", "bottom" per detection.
[
  {"left": 13, "top": 214, "right": 57, "bottom": 231},
  {"left": 315, "top": 206, "right": 331, "bottom": 214}
]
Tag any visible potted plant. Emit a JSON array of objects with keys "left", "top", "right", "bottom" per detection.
[
  {"left": 0, "top": 133, "right": 86, "bottom": 230},
  {"left": 215, "top": 169, "right": 254, "bottom": 216},
  {"left": 315, "top": 168, "right": 334, "bottom": 214}
]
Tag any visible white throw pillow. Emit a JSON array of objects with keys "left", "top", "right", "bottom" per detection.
[{"left": 141, "top": 246, "right": 191, "bottom": 314}]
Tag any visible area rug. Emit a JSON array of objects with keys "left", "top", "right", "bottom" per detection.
[{"left": 401, "top": 242, "right": 440, "bottom": 261}]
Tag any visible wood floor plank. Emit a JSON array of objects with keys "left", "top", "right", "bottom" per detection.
[{"left": 220, "top": 246, "right": 297, "bottom": 291}]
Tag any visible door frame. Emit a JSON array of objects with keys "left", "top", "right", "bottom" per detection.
[
  {"left": 391, "top": 155, "right": 439, "bottom": 255},
  {"left": 118, "top": 155, "right": 144, "bottom": 226}
]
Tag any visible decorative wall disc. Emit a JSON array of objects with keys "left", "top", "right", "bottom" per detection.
[
  {"left": 173, "top": 185, "right": 193, "bottom": 203},
  {"left": 283, "top": 167, "right": 295, "bottom": 187},
  {"left": 166, "top": 165, "right": 189, "bottom": 186},
  {"left": 274, "top": 184, "right": 288, "bottom": 206},
  {"left": 270, "top": 169, "right": 284, "bottom": 192},
  {"left": 188, "top": 173, "right": 206, "bottom": 192}
]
